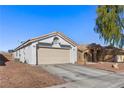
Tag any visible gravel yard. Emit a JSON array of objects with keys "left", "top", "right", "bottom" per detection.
[
  {"left": 84, "top": 62, "right": 124, "bottom": 72},
  {"left": 0, "top": 61, "right": 65, "bottom": 88}
]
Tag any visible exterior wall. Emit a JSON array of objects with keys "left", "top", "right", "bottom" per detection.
[
  {"left": 13, "top": 44, "right": 36, "bottom": 64},
  {"left": 117, "top": 55, "right": 124, "bottom": 62},
  {"left": 77, "top": 50, "right": 91, "bottom": 64},
  {"left": 29, "top": 42, "right": 38, "bottom": 64},
  {"left": 13, "top": 35, "right": 77, "bottom": 65},
  {"left": 70, "top": 46, "right": 77, "bottom": 64},
  {"left": 13, "top": 50, "right": 19, "bottom": 59},
  {"left": 77, "top": 50, "right": 83, "bottom": 64},
  {"left": 39, "top": 36, "right": 70, "bottom": 45},
  {"left": 13, "top": 52, "right": 16, "bottom": 59},
  {"left": 103, "top": 55, "right": 113, "bottom": 62}
]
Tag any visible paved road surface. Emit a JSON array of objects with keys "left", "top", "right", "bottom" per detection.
[{"left": 40, "top": 64, "right": 124, "bottom": 88}]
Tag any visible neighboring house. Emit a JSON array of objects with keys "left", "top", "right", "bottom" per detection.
[
  {"left": 77, "top": 43, "right": 124, "bottom": 64},
  {"left": 77, "top": 43, "right": 104, "bottom": 64},
  {"left": 13, "top": 32, "right": 78, "bottom": 65}
]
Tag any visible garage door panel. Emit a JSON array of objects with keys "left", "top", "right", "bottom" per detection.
[{"left": 38, "top": 48, "right": 70, "bottom": 64}]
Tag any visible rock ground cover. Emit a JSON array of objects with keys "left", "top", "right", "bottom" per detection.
[
  {"left": 85, "top": 62, "right": 124, "bottom": 72},
  {"left": 0, "top": 61, "right": 65, "bottom": 88}
]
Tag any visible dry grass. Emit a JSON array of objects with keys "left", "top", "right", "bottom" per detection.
[{"left": 0, "top": 61, "right": 65, "bottom": 88}]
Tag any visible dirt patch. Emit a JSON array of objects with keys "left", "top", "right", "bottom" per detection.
[
  {"left": 84, "top": 62, "right": 124, "bottom": 73},
  {"left": 0, "top": 61, "right": 65, "bottom": 88}
]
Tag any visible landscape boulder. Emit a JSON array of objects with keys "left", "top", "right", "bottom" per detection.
[{"left": 112, "top": 63, "right": 119, "bottom": 69}]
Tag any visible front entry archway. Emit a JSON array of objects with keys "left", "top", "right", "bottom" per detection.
[{"left": 84, "top": 52, "right": 92, "bottom": 62}]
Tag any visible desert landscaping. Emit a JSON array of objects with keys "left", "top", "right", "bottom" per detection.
[
  {"left": 84, "top": 62, "right": 124, "bottom": 73},
  {"left": 0, "top": 54, "right": 65, "bottom": 88},
  {"left": 1, "top": 52, "right": 124, "bottom": 88}
]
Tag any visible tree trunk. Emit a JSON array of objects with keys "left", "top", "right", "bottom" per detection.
[{"left": 93, "top": 50, "right": 97, "bottom": 62}]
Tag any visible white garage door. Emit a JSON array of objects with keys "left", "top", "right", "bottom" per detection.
[{"left": 38, "top": 48, "right": 70, "bottom": 64}]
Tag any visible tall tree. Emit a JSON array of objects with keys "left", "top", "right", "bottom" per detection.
[{"left": 94, "top": 5, "right": 124, "bottom": 48}]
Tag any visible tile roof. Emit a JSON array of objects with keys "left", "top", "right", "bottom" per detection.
[{"left": 15, "top": 32, "right": 78, "bottom": 51}]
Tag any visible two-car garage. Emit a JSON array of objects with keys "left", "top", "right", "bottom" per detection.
[{"left": 37, "top": 47, "right": 70, "bottom": 64}]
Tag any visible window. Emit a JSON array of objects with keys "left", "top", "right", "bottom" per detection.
[{"left": 53, "top": 37, "right": 59, "bottom": 44}]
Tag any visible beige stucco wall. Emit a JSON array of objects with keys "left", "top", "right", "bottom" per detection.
[{"left": 117, "top": 55, "right": 124, "bottom": 62}]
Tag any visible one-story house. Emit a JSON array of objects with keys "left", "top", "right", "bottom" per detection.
[{"left": 13, "top": 32, "right": 78, "bottom": 65}]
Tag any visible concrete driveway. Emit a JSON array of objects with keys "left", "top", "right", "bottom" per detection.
[{"left": 40, "top": 64, "right": 124, "bottom": 88}]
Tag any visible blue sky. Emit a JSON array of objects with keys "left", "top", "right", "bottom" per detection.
[{"left": 0, "top": 5, "right": 105, "bottom": 51}]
